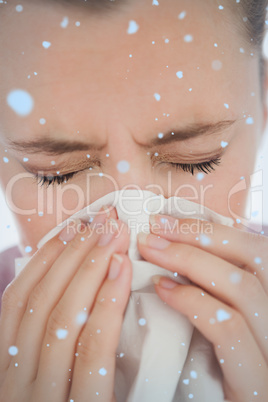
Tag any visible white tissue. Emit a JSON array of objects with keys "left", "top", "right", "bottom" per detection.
[{"left": 15, "top": 190, "right": 234, "bottom": 402}]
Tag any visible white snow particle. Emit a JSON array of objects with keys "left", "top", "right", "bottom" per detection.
[
  {"left": 200, "top": 234, "right": 211, "bottom": 246},
  {"left": 15, "top": 5, "right": 23, "bottom": 12},
  {"left": 176, "top": 71, "right": 183, "bottom": 79},
  {"left": 216, "top": 309, "right": 232, "bottom": 322},
  {"left": 117, "top": 160, "right": 130, "bottom": 173},
  {"left": 196, "top": 172, "right": 204, "bottom": 181},
  {"left": 127, "top": 20, "right": 139, "bottom": 34},
  {"left": 60, "top": 16, "right": 69, "bottom": 28},
  {"left": 221, "top": 141, "right": 228, "bottom": 148},
  {"left": 154, "top": 93, "right": 161, "bottom": 101},
  {"left": 42, "top": 41, "right": 51, "bottom": 49},
  {"left": 56, "top": 329, "right": 68, "bottom": 340},
  {"left": 98, "top": 367, "right": 107, "bottom": 376},
  {"left": 246, "top": 117, "right": 254, "bottom": 125},
  {"left": 139, "top": 318, "right": 146, "bottom": 326},
  {"left": 8, "top": 346, "right": 18, "bottom": 356},
  {"left": 7, "top": 89, "right": 34, "bottom": 116},
  {"left": 178, "top": 11, "right": 186, "bottom": 20},
  {"left": 184, "top": 34, "right": 193, "bottom": 43},
  {"left": 76, "top": 311, "right": 88, "bottom": 325},
  {"left": 190, "top": 370, "right": 198, "bottom": 379}
]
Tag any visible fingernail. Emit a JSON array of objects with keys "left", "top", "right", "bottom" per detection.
[
  {"left": 108, "top": 253, "right": 123, "bottom": 280},
  {"left": 149, "top": 214, "right": 156, "bottom": 225},
  {"left": 97, "top": 219, "right": 118, "bottom": 247},
  {"left": 137, "top": 232, "right": 170, "bottom": 250},
  {"left": 59, "top": 219, "right": 83, "bottom": 243},
  {"left": 152, "top": 275, "right": 178, "bottom": 289},
  {"left": 102, "top": 204, "right": 114, "bottom": 217},
  {"left": 90, "top": 205, "right": 113, "bottom": 227}
]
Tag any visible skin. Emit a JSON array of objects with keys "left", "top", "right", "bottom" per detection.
[
  {"left": 0, "top": 0, "right": 267, "bottom": 254},
  {"left": 0, "top": 0, "right": 267, "bottom": 401}
]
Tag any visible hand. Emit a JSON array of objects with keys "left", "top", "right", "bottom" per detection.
[
  {"left": 0, "top": 206, "right": 132, "bottom": 402},
  {"left": 137, "top": 214, "right": 268, "bottom": 402}
]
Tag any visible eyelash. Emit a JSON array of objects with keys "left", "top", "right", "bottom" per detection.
[
  {"left": 34, "top": 172, "right": 77, "bottom": 187},
  {"left": 33, "top": 157, "right": 222, "bottom": 187},
  {"left": 167, "top": 157, "right": 222, "bottom": 175}
]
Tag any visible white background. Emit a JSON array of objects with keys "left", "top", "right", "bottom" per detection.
[{"left": 1, "top": 36, "right": 268, "bottom": 253}]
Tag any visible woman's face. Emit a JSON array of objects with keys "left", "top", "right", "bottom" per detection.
[{"left": 0, "top": 0, "right": 267, "bottom": 255}]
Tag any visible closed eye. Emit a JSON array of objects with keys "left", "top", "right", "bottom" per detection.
[{"left": 166, "top": 157, "right": 222, "bottom": 174}]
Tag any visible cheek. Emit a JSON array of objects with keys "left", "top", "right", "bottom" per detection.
[
  {"left": 0, "top": 153, "right": 38, "bottom": 220},
  {"left": 0, "top": 158, "right": 80, "bottom": 253},
  {"left": 10, "top": 183, "right": 86, "bottom": 254},
  {"left": 200, "top": 130, "right": 259, "bottom": 218}
]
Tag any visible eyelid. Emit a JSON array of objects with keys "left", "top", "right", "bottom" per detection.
[
  {"left": 150, "top": 150, "right": 224, "bottom": 164},
  {"left": 21, "top": 159, "right": 101, "bottom": 175}
]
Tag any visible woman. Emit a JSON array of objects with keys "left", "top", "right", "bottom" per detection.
[{"left": 0, "top": 0, "right": 267, "bottom": 400}]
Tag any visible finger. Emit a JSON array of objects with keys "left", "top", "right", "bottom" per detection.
[
  {"left": 137, "top": 232, "right": 268, "bottom": 360},
  {"left": 149, "top": 215, "right": 268, "bottom": 289},
  {"left": 90, "top": 204, "right": 118, "bottom": 226},
  {"left": 30, "top": 220, "right": 130, "bottom": 402},
  {"left": 0, "top": 207, "right": 112, "bottom": 387},
  {"left": 0, "top": 221, "right": 77, "bottom": 383},
  {"left": 70, "top": 254, "right": 132, "bottom": 402},
  {"left": 0, "top": 205, "right": 113, "bottom": 378},
  {"left": 150, "top": 280, "right": 268, "bottom": 402}
]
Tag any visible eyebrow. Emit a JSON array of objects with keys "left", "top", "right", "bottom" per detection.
[
  {"left": 7, "top": 138, "right": 104, "bottom": 155},
  {"left": 7, "top": 119, "right": 238, "bottom": 156},
  {"left": 45, "top": 0, "right": 128, "bottom": 13},
  {"left": 147, "top": 119, "right": 238, "bottom": 147}
]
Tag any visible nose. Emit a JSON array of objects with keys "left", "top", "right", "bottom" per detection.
[
  {"left": 109, "top": 161, "right": 154, "bottom": 192},
  {"left": 105, "top": 119, "right": 155, "bottom": 191}
]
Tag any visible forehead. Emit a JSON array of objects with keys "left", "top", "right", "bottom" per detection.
[{"left": 0, "top": 0, "right": 258, "bottom": 143}]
